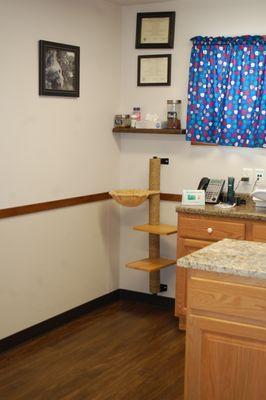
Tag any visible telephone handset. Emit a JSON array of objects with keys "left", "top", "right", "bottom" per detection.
[
  {"left": 197, "top": 177, "right": 210, "bottom": 191},
  {"left": 198, "top": 177, "right": 225, "bottom": 204}
]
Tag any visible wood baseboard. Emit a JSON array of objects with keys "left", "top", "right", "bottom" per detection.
[
  {"left": 0, "top": 290, "right": 174, "bottom": 353},
  {"left": 0, "top": 290, "right": 119, "bottom": 353},
  {"left": 119, "top": 289, "right": 174, "bottom": 309}
]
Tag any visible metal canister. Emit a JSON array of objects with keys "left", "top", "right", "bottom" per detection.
[{"left": 114, "top": 114, "right": 123, "bottom": 127}]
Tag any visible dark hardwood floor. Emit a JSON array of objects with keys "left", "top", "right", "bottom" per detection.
[{"left": 0, "top": 300, "right": 185, "bottom": 400}]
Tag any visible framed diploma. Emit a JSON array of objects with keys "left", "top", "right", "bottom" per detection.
[
  {"left": 137, "top": 54, "right": 171, "bottom": 86},
  {"left": 135, "top": 12, "right": 175, "bottom": 49}
]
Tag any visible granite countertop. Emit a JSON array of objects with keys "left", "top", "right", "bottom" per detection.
[
  {"left": 176, "top": 201, "right": 266, "bottom": 221},
  {"left": 177, "top": 238, "right": 266, "bottom": 280}
]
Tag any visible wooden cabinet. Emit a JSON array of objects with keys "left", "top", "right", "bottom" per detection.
[
  {"left": 176, "top": 238, "right": 210, "bottom": 326},
  {"left": 175, "top": 212, "right": 266, "bottom": 329},
  {"left": 178, "top": 238, "right": 211, "bottom": 256},
  {"left": 185, "top": 270, "right": 266, "bottom": 400},
  {"left": 251, "top": 222, "right": 266, "bottom": 243}
]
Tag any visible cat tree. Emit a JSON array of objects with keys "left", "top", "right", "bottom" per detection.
[{"left": 110, "top": 157, "right": 177, "bottom": 294}]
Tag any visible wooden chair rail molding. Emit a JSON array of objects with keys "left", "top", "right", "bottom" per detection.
[
  {"left": 160, "top": 193, "right": 182, "bottom": 202},
  {"left": 0, "top": 192, "right": 182, "bottom": 219},
  {"left": 0, "top": 192, "right": 111, "bottom": 219}
]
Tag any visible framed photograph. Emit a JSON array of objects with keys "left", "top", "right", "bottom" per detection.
[
  {"left": 135, "top": 12, "right": 175, "bottom": 49},
  {"left": 137, "top": 54, "right": 171, "bottom": 86},
  {"left": 39, "top": 40, "right": 80, "bottom": 97}
]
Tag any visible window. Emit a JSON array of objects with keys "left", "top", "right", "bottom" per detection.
[{"left": 186, "top": 36, "right": 266, "bottom": 148}]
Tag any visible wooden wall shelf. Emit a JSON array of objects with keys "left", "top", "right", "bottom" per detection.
[
  {"left": 113, "top": 127, "right": 186, "bottom": 135},
  {"left": 133, "top": 223, "right": 177, "bottom": 235},
  {"left": 126, "top": 257, "right": 176, "bottom": 272}
]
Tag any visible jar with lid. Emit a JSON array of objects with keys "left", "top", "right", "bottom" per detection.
[
  {"left": 167, "top": 100, "right": 181, "bottom": 129},
  {"left": 123, "top": 114, "right": 131, "bottom": 128},
  {"left": 114, "top": 114, "right": 131, "bottom": 128}
]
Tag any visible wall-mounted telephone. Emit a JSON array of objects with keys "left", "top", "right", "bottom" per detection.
[{"left": 197, "top": 177, "right": 225, "bottom": 204}]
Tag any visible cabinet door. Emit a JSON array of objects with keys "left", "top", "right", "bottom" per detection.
[
  {"left": 251, "top": 222, "right": 266, "bottom": 243},
  {"left": 175, "top": 238, "right": 210, "bottom": 321},
  {"left": 185, "top": 315, "right": 266, "bottom": 400}
]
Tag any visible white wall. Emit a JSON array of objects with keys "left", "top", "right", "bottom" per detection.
[
  {"left": 119, "top": 0, "right": 266, "bottom": 297},
  {"left": 0, "top": 0, "right": 121, "bottom": 339},
  {"left": 0, "top": 0, "right": 121, "bottom": 208}
]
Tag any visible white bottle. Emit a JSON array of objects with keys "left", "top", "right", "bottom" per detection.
[{"left": 131, "top": 114, "right": 138, "bottom": 128}]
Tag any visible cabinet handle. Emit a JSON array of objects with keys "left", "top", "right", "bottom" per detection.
[{"left": 207, "top": 227, "right": 213, "bottom": 234}]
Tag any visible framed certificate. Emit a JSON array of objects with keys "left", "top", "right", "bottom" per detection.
[
  {"left": 137, "top": 54, "right": 171, "bottom": 86},
  {"left": 135, "top": 12, "right": 175, "bottom": 49}
]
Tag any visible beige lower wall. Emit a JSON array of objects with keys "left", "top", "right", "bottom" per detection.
[{"left": 0, "top": 200, "right": 120, "bottom": 340}]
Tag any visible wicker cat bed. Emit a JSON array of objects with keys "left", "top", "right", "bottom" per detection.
[{"left": 109, "top": 189, "right": 159, "bottom": 207}]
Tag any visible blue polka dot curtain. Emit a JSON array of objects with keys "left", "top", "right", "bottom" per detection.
[{"left": 186, "top": 36, "right": 266, "bottom": 147}]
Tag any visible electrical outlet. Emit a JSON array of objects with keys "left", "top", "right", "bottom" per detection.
[
  {"left": 242, "top": 168, "right": 253, "bottom": 182},
  {"left": 160, "top": 158, "right": 169, "bottom": 165},
  {"left": 255, "top": 169, "right": 264, "bottom": 181}
]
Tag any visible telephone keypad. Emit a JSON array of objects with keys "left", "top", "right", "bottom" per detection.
[{"left": 205, "top": 179, "right": 225, "bottom": 204}]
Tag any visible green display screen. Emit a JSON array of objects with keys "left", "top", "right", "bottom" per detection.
[{"left": 188, "top": 194, "right": 196, "bottom": 200}]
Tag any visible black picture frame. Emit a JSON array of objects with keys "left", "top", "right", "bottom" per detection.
[
  {"left": 39, "top": 40, "right": 80, "bottom": 97},
  {"left": 135, "top": 12, "right": 175, "bottom": 49},
  {"left": 137, "top": 54, "right": 171, "bottom": 87}
]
